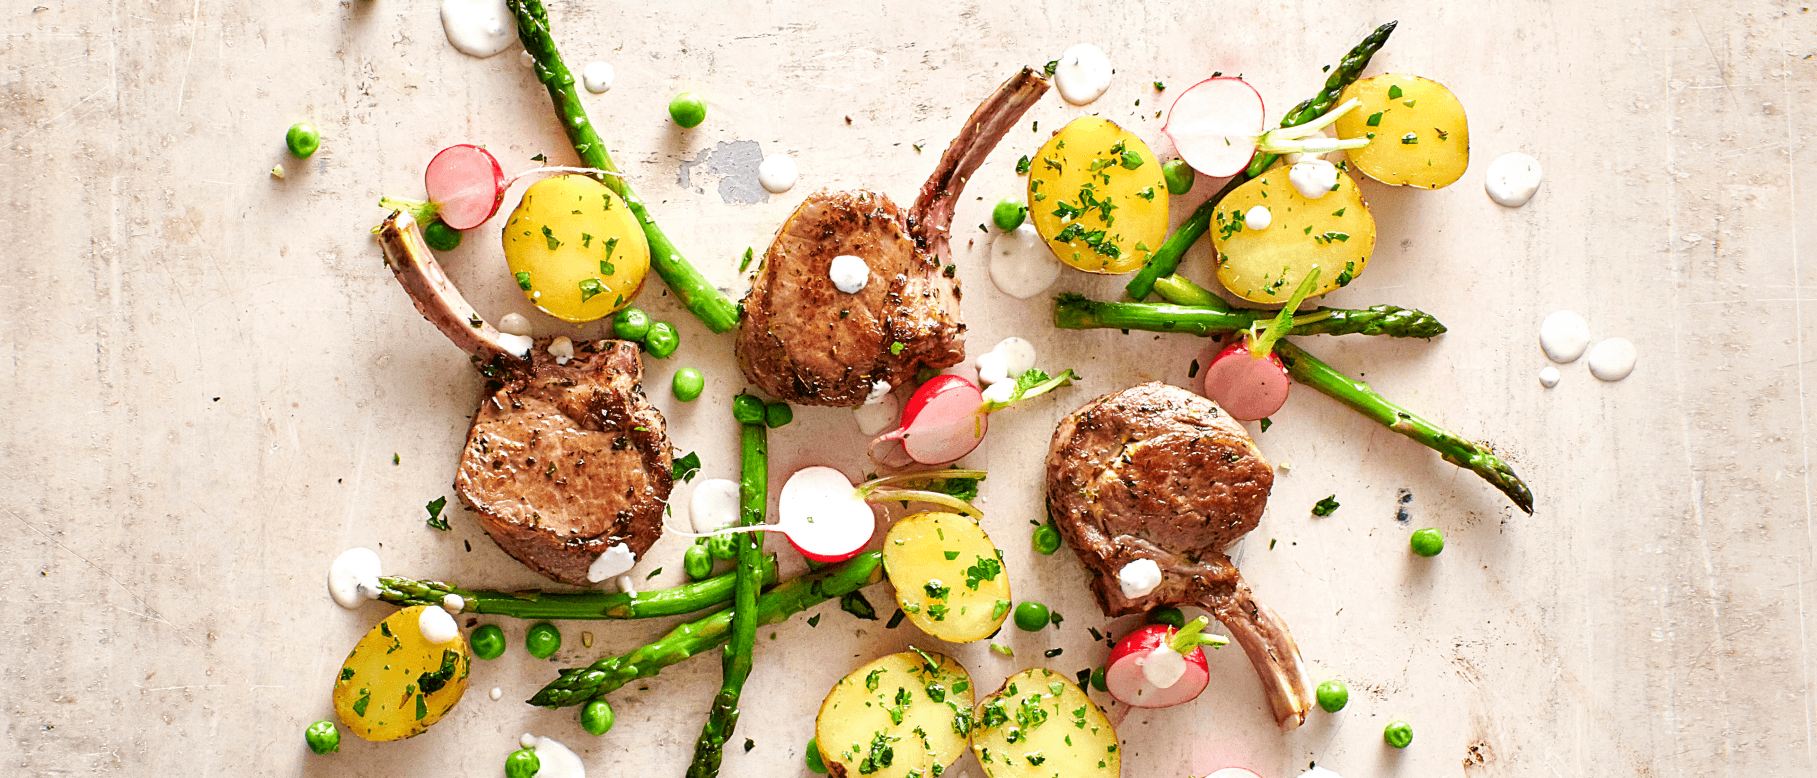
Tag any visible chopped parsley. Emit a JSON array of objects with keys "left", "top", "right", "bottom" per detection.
[
  {"left": 1311, "top": 495, "right": 1341, "bottom": 517},
  {"left": 425, "top": 496, "right": 450, "bottom": 531}
]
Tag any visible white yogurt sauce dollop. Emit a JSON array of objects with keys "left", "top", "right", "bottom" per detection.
[
  {"left": 328, "top": 548, "right": 383, "bottom": 610},
  {"left": 829, "top": 254, "right": 870, "bottom": 294},
  {"left": 690, "top": 479, "right": 741, "bottom": 534},
  {"left": 582, "top": 61, "right": 615, "bottom": 94},
  {"left": 854, "top": 388, "right": 901, "bottom": 435},
  {"left": 497, "top": 332, "right": 534, "bottom": 359},
  {"left": 759, "top": 153, "right": 798, "bottom": 194},
  {"left": 586, "top": 543, "right": 637, "bottom": 583},
  {"left": 1288, "top": 159, "right": 1339, "bottom": 200},
  {"left": 547, "top": 335, "right": 575, "bottom": 365},
  {"left": 616, "top": 574, "right": 637, "bottom": 596},
  {"left": 1242, "top": 205, "right": 1272, "bottom": 231},
  {"left": 490, "top": 686, "right": 503, "bottom": 701},
  {"left": 1538, "top": 310, "right": 1590, "bottom": 363},
  {"left": 524, "top": 735, "right": 587, "bottom": 778},
  {"left": 417, "top": 605, "right": 460, "bottom": 645},
  {"left": 1118, "top": 558, "right": 1162, "bottom": 599},
  {"left": 1587, "top": 338, "right": 1637, "bottom": 381},
  {"left": 1538, "top": 365, "right": 1561, "bottom": 388},
  {"left": 441, "top": 593, "right": 466, "bottom": 614},
  {"left": 1485, "top": 152, "right": 1543, "bottom": 207},
  {"left": 440, "top": 0, "right": 518, "bottom": 58},
  {"left": 989, "top": 224, "right": 1060, "bottom": 299},
  {"left": 1054, "top": 44, "right": 1113, "bottom": 105},
  {"left": 1141, "top": 644, "right": 1187, "bottom": 689},
  {"left": 975, "top": 337, "right": 1037, "bottom": 386},
  {"left": 498, "top": 312, "right": 532, "bottom": 336}
]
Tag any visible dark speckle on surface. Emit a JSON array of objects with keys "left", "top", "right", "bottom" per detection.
[{"left": 1396, "top": 488, "right": 1413, "bottom": 523}]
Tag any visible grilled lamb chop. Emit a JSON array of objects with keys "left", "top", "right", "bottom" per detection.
[
  {"left": 736, "top": 68, "right": 1049, "bottom": 406},
  {"left": 1046, "top": 382, "right": 1314, "bottom": 728},
  {"left": 377, "top": 212, "right": 673, "bottom": 586}
]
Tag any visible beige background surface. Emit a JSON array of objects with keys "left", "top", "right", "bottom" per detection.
[{"left": 5, "top": 1, "right": 1815, "bottom": 775}]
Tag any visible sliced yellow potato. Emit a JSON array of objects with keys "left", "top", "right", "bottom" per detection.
[
  {"left": 882, "top": 512, "right": 1011, "bottom": 643},
  {"left": 1332, "top": 74, "right": 1470, "bottom": 189},
  {"left": 502, "top": 174, "right": 651, "bottom": 322},
  {"left": 332, "top": 606, "right": 471, "bottom": 741},
  {"left": 972, "top": 669, "right": 1119, "bottom": 778},
  {"left": 1212, "top": 169, "right": 1376, "bottom": 303},
  {"left": 1027, "top": 117, "right": 1168, "bottom": 274},
  {"left": 815, "top": 650, "right": 976, "bottom": 778}
]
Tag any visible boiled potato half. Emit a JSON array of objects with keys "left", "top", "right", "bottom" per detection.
[
  {"left": 1212, "top": 168, "right": 1376, "bottom": 304},
  {"left": 882, "top": 512, "right": 1011, "bottom": 643},
  {"left": 1332, "top": 74, "right": 1470, "bottom": 189},
  {"left": 1027, "top": 117, "right": 1168, "bottom": 274},
  {"left": 333, "top": 606, "right": 471, "bottom": 741},
  {"left": 972, "top": 669, "right": 1118, "bottom": 778},
  {"left": 503, "top": 174, "right": 650, "bottom": 322},
  {"left": 815, "top": 650, "right": 976, "bottom": 778}
]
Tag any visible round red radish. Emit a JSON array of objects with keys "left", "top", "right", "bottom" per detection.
[
  {"left": 776, "top": 466, "right": 877, "bottom": 563},
  {"left": 1201, "top": 340, "right": 1290, "bottom": 421},
  {"left": 1163, "top": 77, "right": 1267, "bottom": 178},
  {"left": 425, "top": 144, "right": 506, "bottom": 229},
  {"left": 871, "top": 375, "right": 988, "bottom": 465},
  {"left": 1106, "top": 623, "right": 1212, "bottom": 708}
]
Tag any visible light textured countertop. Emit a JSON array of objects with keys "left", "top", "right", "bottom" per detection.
[{"left": 5, "top": 1, "right": 1814, "bottom": 776}]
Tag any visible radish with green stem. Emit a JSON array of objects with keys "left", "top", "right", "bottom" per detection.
[
  {"left": 1200, "top": 269, "right": 1320, "bottom": 420},
  {"left": 379, "top": 143, "right": 622, "bottom": 230},
  {"left": 1164, "top": 77, "right": 1369, "bottom": 178},
  {"left": 1104, "top": 616, "right": 1230, "bottom": 708},
  {"left": 868, "top": 370, "right": 1078, "bottom": 465},
  {"left": 670, "top": 468, "right": 986, "bottom": 563}
]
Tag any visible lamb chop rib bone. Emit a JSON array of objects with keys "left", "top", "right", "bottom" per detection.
[
  {"left": 912, "top": 66, "right": 1050, "bottom": 266},
  {"left": 1046, "top": 383, "right": 1314, "bottom": 729}
]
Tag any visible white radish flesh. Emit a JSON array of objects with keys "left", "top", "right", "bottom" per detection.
[
  {"left": 1202, "top": 341, "right": 1290, "bottom": 421},
  {"left": 884, "top": 376, "right": 988, "bottom": 465},
  {"left": 1163, "top": 77, "right": 1267, "bottom": 177},
  {"left": 425, "top": 144, "right": 506, "bottom": 229},
  {"left": 776, "top": 467, "right": 877, "bottom": 563}
]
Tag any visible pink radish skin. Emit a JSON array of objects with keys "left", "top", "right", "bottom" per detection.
[
  {"left": 1106, "top": 623, "right": 1212, "bottom": 708},
  {"left": 1202, "top": 340, "right": 1290, "bottom": 421},
  {"left": 776, "top": 466, "right": 878, "bottom": 563},
  {"left": 872, "top": 375, "right": 988, "bottom": 465},
  {"left": 425, "top": 144, "right": 506, "bottom": 230},
  {"left": 1163, "top": 77, "right": 1267, "bottom": 178}
]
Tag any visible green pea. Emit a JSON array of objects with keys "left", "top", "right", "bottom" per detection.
[
  {"left": 505, "top": 747, "right": 542, "bottom": 778},
  {"left": 423, "top": 220, "right": 462, "bottom": 252},
  {"left": 991, "top": 199, "right": 1027, "bottom": 231},
  {"left": 469, "top": 624, "right": 507, "bottom": 660},
  {"left": 612, "top": 307, "right": 651, "bottom": 341},
  {"left": 1384, "top": 720, "right": 1413, "bottom": 748},
  {"left": 525, "top": 621, "right": 562, "bottom": 659},
  {"left": 1030, "top": 524, "right": 1061, "bottom": 555},
  {"left": 1315, "top": 679, "right": 1349, "bottom": 712},
  {"left": 1089, "top": 666, "right": 1108, "bottom": 693},
  {"left": 286, "top": 122, "right": 320, "bottom": 159},
  {"left": 669, "top": 92, "right": 707, "bottom": 128},
  {"left": 1162, "top": 158, "right": 1195, "bottom": 195},
  {"left": 683, "top": 544, "right": 714, "bottom": 580},
  {"left": 581, "top": 699, "right": 616, "bottom": 736},
  {"left": 303, "top": 720, "right": 340, "bottom": 754},
  {"left": 732, "top": 394, "right": 767, "bottom": 425},
  {"left": 805, "top": 736, "right": 828, "bottom": 774},
  {"left": 707, "top": 532, "right": 739, "bottom": 561},
  {"left": 672, "top": 367, "right": 705, "bottom": 402},
  {"left": 764, "top": 401, "right": 793, "bottom": 428},
  {"left": 643, "top": 321, "right": 679, "bottom": 359},
  {"left": 1013, "top": 601, "right": 1050, "bottom": 632},
  {"left": 1410, "top": 527, "right": 1444, "bottom": 557},
  {"left": 1146, "top": 607, "right": 1185, "bottom": 630}
]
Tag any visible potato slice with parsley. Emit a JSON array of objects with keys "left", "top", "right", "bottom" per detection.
[
  {"left": 1212, "top": 168, "right": 1376, "bottom": 304},
  {"left": 1332, "top": 74, "right": 1470, "bottom": 189},
  {"left": 332, "top": 606, "right": 471, "bottom": 742},
  {"left": 502, "top": 174, "right": 650, "bottom": 322},
  {"left": 882, "top": 511, "right": 1011, "bottom": 643},
  {"left": 815, "top": 650, "right": 976, "bottom": 778},
  {"left": 1027, "top": 117, "right": 1168, "bottom": 274},
  {"left": 972, "top": 669, "right": 1119, "bottom": 778}
]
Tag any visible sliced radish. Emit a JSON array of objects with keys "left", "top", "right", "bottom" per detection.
[
  {"left": 777, "top": 466, "right": 879, "bottom": 563},
  {"left": 1202, "top": 340, "right": 1290, "bottom": 421},
  {"left": 425, "top": 144, "right": 506, "bottom": 229},
  {"left": 1105, "top": 617, "right": 1227, "bottom": 708},
  {"left": 1163, "top": 77, "right": 1267, "bottom": 177},
  {"left": 873, "top": 375, "right": 988, "bottom": 465}
]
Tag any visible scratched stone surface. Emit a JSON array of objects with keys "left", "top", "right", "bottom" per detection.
[{"left": 2, "top": 1, "right": 1815, "bottom": 776}]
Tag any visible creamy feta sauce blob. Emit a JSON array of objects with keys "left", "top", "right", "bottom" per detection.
[
  {"left": 497, "top": 332, "right": 534, "bottom": 358},
  {"left": 497, "top": 312, "right": 533, "bottom": 336},
  {"left": 1538, "top": 310, "right": 1590, "bottom": 363},
  {"left": 1242, "top": 205, "right": 1272, "bottom": 230},
  {"left": 974, "top": 337, "right": 1037, "bottom": 386},
  {"left": 1054, "top": 44, "right": 1113, "bottom": 105},
  {"left": 1288, "top": 159, "right": 1339, "bottom": 200},
  {"left": 582, "top": 61, "right": 615, "bottom": 94},
  {"left": 1485, "top": 152, "right": 1543, "bottom": 207},
  {"left": 689, "top": 479, "right": 741, "bottom": 533},
  {"left": 1140, "top": 644, "right": 1187, "bottom": 688},
  {"left": 829, "top": 254, "right": 870, "bottom": 294},
  {"left": 490, "top": 686, "right": 503, "bottom": 701},
  {"left": 1587, "top": 338, "right": 1637, "bottom": 381},
  {"left": 547, "top": 335, "right": 575, "bottom": 365},
  {"left": 440, "top": 0, "right": 518, "bottom": 58},
  {"left": 758, "top": 153, "right": 798, "bottom": 194},
  {"left": 854, "top": 388, "right": 901, "bottom": 435},
  {"left": 1118, "top": 558, "right": 1162, "bottom": 599},
  {"left": 417, "top": 605, "right": 460, "bottom": 645},
  {"left": 441, "top": 593, "right": 466, "bottom": 614},
  {"left": 586, "top": 543, "right": 636, "bottom": 583},
  {"left": 327, "top": 547, "right": 383, "bottom": 609},
  {"left": 989, "top": 224, "right": 1060, "bottom": 299},
  {"left": 1538, "top": 365, "right": 1561, "bottom": 388},
  {"left": 526, "top": 735, "right": 587, "bottom": 778},
  {"left": 615, "top": 574, "right": 637, "bottom": 596}
]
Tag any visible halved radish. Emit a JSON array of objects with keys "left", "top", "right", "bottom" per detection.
[
  {"left": 872, "top": 375, "right": 988, "bottom": 465},
  {"left": 1105, "top": 617, "right": 1228, "bottom": 708},
  {"left": 1164, "top": 77, "right": 1267, "bottom": 177},
  {"left": 1202, "top": 340, "right": 1290, "bottom": 421},
  {"left": 425, "top": 144, "right": 506, "bottom": 229},
  {"left": 675, "top": 467, "right": 987, "bottom": 563}
]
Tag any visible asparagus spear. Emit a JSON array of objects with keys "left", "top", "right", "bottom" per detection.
[
  {"left": 1153, "top": 273, "right": 1233, "bottom": 311},
  {"left": 505, "top": 0, "right": 741, "bottom": 333},
  {"left": 1274, "top": 340, "right": 1534, "bottom": 513},
  {"left": 685, "top": 409, "right": 769, "bottom": 777},
  {"left": 1052, "top": 293, "right": 1447, "bottom": 339},
  {"left": 373, "top": 557, "right": 778, "bottom": 621},
  {"left": 1125, "top": 21, "right": 1398, "bottom": 300},
  {"left": 529, "top": 551, "right": 885, "bottom": 708}
]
